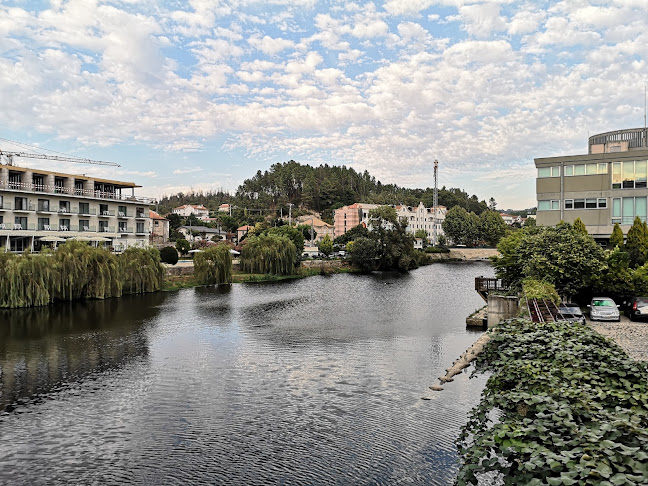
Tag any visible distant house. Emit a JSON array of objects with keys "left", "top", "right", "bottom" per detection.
[
  {"left": 178, "top": 225, "right": 225, "bottom": 242},
  {"left": 500, "top": 213, "right": 514, "bottom": 225},
  {"left": 149, "top": 210, "right": 169, "bottom": 245},
  {"left": 218, "top": 203, "right": 231, "bottom": 213},
  {"left": 237, "top": 225, "right": 253, "bottom": 242},
  {"left": 297, "top": 216, "right": 335, "bottom": 243},
  {"left": 172, "top": 204, "right": 209, "bottom": 220}
]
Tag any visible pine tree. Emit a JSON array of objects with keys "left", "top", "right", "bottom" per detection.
[
  {"left": 609, "top": 223, "right": 624, "bottom": 249},
  {"left": 573, "top": 217, "right": 588, "bottom": 235}
]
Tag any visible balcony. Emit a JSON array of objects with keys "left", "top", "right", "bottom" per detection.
[
  {"left": 13, "top": 204, "right": 35, "bottom": 212},
  {"left": 117, "top": 211, "right": 129, "bottom": 218},
  {"left": 0, "top": 180, "right": 154, "bottom": 204},
  {"left": 99, "top": 210, "right": 115, "bottom": 217},
  {"left": 77, "top": 208, "right": 97, "bottom": 216},
  {"left": 0, "top": 202, "right": 11, "bottom": 210}
]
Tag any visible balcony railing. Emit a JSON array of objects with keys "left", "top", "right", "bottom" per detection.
[{"left": 0, "top": 180, "right": 154, "bottom": 204}]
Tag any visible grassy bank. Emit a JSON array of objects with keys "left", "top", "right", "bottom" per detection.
[{"left": 457, "top": 318, "right": 648, "bottom": 485}]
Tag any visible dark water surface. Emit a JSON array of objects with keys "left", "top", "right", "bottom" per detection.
[{"left": 0, "top": 262, "right": 492, "bottom": 485}]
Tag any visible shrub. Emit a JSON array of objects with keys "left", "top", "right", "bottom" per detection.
[
  {"left": 160, "top": 246, "right": 179, "bottom": 265},
  {"left": 194, "top": 245, "right": 232, "bottom": 285}
]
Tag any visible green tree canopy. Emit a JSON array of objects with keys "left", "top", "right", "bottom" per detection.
[
  {"left": 334, "top": 223, "right": 368, "bottom": 245},
  {"left": 347, "top": 237, "right": 379, "bottom": 272},
  {"left": 625, "top": 216, "right": 648, "bottom": 267},
  {"left": 240, "top": 234, "right": 297, "bottom": 275},
  {"left": 318, "top": 234, "right": 333, "bottom": 257},
  {"left": 493, "top": 223, "right": 605, "bottom": 297},
  {"left": 609, "top": 223, "right": 624, "bottom": 249},
  {"left": 573, "top": 217, "right": 588, "bottom": 235},
  {"left": 194, "top": 245, "right": 233, "bottom": 285},
  {"left": 479, "top": 210, "right": 507, "bottom": 246},
  {"left": 442, "top": 206, "right": 479, "bottom": 246},
  {"left": 266, "top": 225, "right": 305, "bottom": 262},
  {"left": 176, "top": 238, "right": 190, "bottom": 255}
]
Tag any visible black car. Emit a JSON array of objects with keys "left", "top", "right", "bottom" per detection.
[
  {"left": 624, "top": 297, "right": 648, "bottom": 321},
  {"left": 557, "top": 303, "right": 586, "bottom": 325}
]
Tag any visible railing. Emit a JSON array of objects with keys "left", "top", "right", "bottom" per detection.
[
  {"left": 118, "top": 227, "right": 132, "bottom": 233},
  {"left": 475, "top": 277, "right": 510, "bottom": 302},
  {"left": 0, "top": 180, "right": 154, "bottom": 204},
  {"left": 99, "top": 210, "right": 115, "bottom": 217}
]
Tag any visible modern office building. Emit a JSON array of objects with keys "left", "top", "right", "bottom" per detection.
[
  {"left": 0, "top": 163, "right": 152, "bottom": 252},
  {"left": 535, "top": 127, "right": 648, "bottom": 242}
]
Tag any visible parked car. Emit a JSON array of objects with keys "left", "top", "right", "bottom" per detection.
[
  {"left": 588, "top": 297, "right": 620, "bottom": 322},
  {"left": 623, "top": 296, "right": 648, "bottom": 321},
  {"left": 557, "top": 303, "right": 586, "bottom": 325}
]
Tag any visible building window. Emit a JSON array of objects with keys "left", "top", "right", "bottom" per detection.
[
  {"left": 612, "top": 197, "right": 647, "bottom": 225},
  {"left": 564, "top": 163, "right": 608, "bottom": 176},
  {"left": 59, "top": 218, "right": 70, "bottom": 231},
  {"left": 74, "top": 180, "right": 84, "bottom": 195},
  {"left": 100, "top": 204, "right": 109, "bottom": 216},
  {"left": 79, "top": 202, "right": 90, "bottom": 214},
  {"left": 538, "top": 167, "right": 560, "bottom": 178},
  {"left": 38, "top": 199, "right": 50, "bottom": 211},
  {"left": 538, "top": 200, "right": 560, "bottom": 211},
  {"left": 99, "top": 221, "right": 109, "bottom": 232},
  {"left": 565, "top": 198, "right": 607, "bottom": 210},
  {"left": 38, "top": 218, "right": 50, "bottom": 230},
  {"left": 119, "top": 222, "right": 127, "bottom": 233},
  {"left": 136, "top": 222, "right": 145, "bottom": 233},
  {"left": 612, "top": 161, "right": 648, "bottom": 189},
  {"left": 14, "top": 197, "right": 28, "bottom": 210},
  {"left": 79, "top": 219, "right": 90, "bottom": 232},
  {"left": 14, "top": 216, "right": 27, "bottom": 229}
]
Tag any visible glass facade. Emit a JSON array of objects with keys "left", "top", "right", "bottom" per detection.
[
  {"left": 612, "top": 197, "right": 647, "bottom": 225},
  {"left": 612, "top": 161, "right": 648, "bottom": 189}
]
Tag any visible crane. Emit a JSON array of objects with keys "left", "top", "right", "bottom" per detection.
[{"left": 0, "top": 150, "right": 120, "bottom": 167}]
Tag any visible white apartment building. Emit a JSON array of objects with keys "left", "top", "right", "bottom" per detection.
[
  {"left": 334, "top": 201, "right": 446, "bottom": 242},
  {"left": 0, "top": 163, "right": 152, "bottom": 252},
  {"left": 395, "top": 202, "right": 446, "bottom": 242},
  {"left": 172, "top": 204, "right": 209, "bottom": 220}
]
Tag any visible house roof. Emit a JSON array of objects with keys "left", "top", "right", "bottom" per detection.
[
  {"left": 149, "top": 209, "right": 167, "bottom": 220},
  {"left": 179, "top": 225, "right": 224, "bottom": 234},
  {"left": 174, "top": 204, "right": 208, "bottom": 210},
  {"left": 237, "top": 225, "right": 253, "bottom": 231},
  {"left": 301, "top": 217, "right": 333, "bottom": 228}
]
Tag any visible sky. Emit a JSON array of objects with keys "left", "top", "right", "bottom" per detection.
[{"left": 1, "top": 0, "right": 647, "bottom": 210}]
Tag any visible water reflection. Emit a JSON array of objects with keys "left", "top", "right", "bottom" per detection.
[
  {"left": 0, "top": 263, "right": 493, "bottom": 485},
  {"left": 0, "top": 293, "right": 165, "bottom": 412}
]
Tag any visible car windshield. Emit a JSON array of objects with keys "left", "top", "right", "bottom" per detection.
[
  {"left": 593, "top": 299, "right": 615, "bottom": 307},
  {"left": 559, "top": 307, "right": 582, "bottom": 316}
]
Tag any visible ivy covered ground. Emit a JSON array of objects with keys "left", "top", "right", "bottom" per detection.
[{"left": 456, "top": 319, "right": 648, "bottom": 486}]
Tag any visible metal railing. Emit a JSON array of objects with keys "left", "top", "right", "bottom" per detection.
[{"left": 0, "top": 180, "right": 154, "bottom": 204}]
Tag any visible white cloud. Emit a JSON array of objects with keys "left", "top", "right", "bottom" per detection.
[{"left": 248, "top": 35, "right": 295, "bottom": 55}]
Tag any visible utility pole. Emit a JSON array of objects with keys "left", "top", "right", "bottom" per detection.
[
  {"left": 432, "top": 159, "right": 439, "bottom": 246},
  {"left": 288, "top": 203, "right": 293, "bottom": 226}
]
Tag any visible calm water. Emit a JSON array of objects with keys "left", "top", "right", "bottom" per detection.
[{"left": 0, "top": 262, "right": 492, "bottom": 485}]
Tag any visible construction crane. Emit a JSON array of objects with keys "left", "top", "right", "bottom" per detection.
[
  {"left": 0, "top": 138, "right": 120, "bottom": 168},
  {"left": 0, "top": 150, "right": 120, "bottom": 168}
]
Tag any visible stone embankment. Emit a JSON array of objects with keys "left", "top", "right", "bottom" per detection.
[{"left": 589, "top": 318, "right": 648, "bottom": 362}]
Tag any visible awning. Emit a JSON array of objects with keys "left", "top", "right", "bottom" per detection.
[
  {"left": 89, "top": 236, "right": 112, "bottom": 242},
  {"left": 70, "top": 236, "right": 92, "bottom": 241},
  {"left": 39, "top": 236, "right": 67, "bottom": 242}
]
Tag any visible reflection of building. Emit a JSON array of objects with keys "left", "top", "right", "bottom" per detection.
[
  {"left": 334, "top": 202, "right": 446, "bottom": 241},
  {"left": 172, "top": 204, "right": 209, "bottom": 220},
  {"left": 535, "top": 128, "right": 648, "bottom": 242},
  {"left": 0, "top": 293, "right": 165, "bottom": 412},
  {"left": 297, "top": 216, "right": 334, "bottom": 243},
  {"left": 149, "top": 210, "right": 169, "bottom": 245},
  {"left": 0, "top": 163, "right": 152, "bottom": 252}
]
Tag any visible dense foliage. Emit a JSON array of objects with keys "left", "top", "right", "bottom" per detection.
[
  {"left": 442, "top": 208, "right": 507, "bottom": 247},
  {"left": 160, "top": 246, "right": 179, "bottom": 265},
  {"left": 456, "top": 318, "right": 648, "bottom": 486},
  {"left": 157, "top": 160, "right": 489, "bottom": 219},
  {"left": 193, "top": 245, "right": 232, "bottom": 285},
  {"left": 522, "top": 278, "right": 560, "bottom": 304},
  {"left": 0, "top": 242, "right": 165, "bottom": 308},
  {"left": 493, "top": 222, "right": 605, "bottom": 298},
  {"left": 240, "top": 234, "right": 297, "bottom": 275},
  {"left": 346, "top": 206, "right": 416, "bottom": 272}
]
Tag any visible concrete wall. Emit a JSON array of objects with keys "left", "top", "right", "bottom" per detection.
[{"left": 487, "top": 294, "right": 519, "bottom": 328}]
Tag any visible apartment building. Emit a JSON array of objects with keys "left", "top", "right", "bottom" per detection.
[
  {"left": 333, "top": 202, "right": 446, "bottom": 242},
  {"left": 0, "top": 163, "right": 152, "bottom": 252},
  {"left": 536, "top": 127, "right": 648, "bottom": 242}
]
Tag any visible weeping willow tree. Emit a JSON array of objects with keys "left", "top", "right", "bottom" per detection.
[
  {"left": 119, "top": 247, "right": 165, "bottom": 294},
  {"left": 0, "top": 251, "right": 54, "bottom": 308},
  {"left": 51, "top": 241, "right": 122, "bottom": 300},
  {"left": 194, "top": 245, "right": 232, "bottom": 285},
  {"left": 240, "top": 234, "right": 296, "bottom": 275}
]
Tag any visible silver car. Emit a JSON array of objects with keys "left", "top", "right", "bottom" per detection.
[{"left": 588, "top": 297, "right": 620, "bottom": 322}]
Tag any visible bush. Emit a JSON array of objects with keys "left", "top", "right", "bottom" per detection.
[
  {"left": 160, "top": 246, "right": 179, "bottom": 265},
  {"left": 194, "top": 245, "right": 232, "bottom": 285}
]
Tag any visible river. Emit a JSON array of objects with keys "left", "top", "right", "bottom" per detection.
[{"left": 0, "top": 262, "right": 492, "bottom": 485}]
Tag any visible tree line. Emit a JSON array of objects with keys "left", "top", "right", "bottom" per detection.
[{"left": 157, "top": 160, "right": 491, "bottom": 224}]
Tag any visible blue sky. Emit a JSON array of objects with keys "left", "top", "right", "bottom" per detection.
[{"left": 1, "top": 0, "right": 647, "bottom": 210}]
